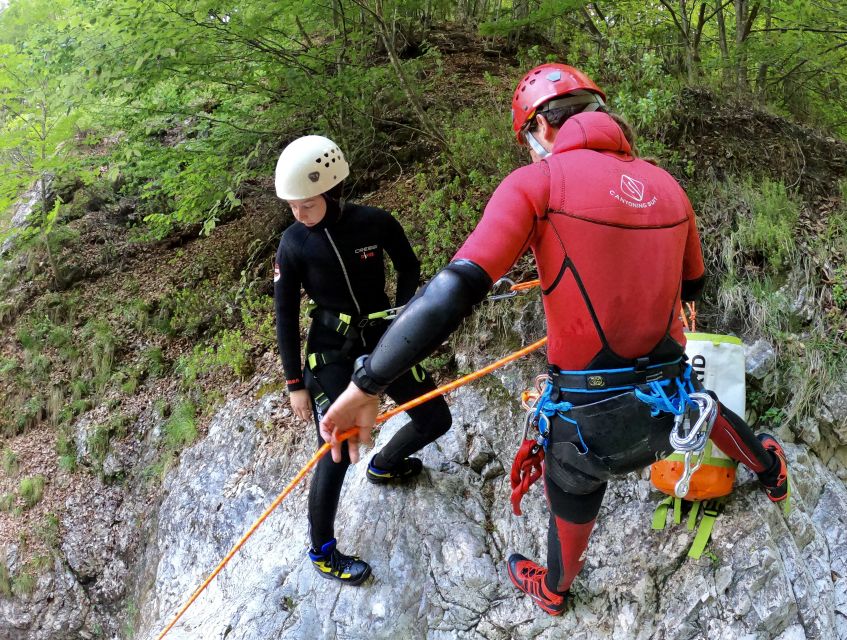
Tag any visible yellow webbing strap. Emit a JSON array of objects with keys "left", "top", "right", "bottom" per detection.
[{"left": 652, "top": 496, "right": 673, "bottom": 530}]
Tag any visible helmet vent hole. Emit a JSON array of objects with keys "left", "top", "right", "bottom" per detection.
[
  {"left": 529, "top": 79, "right": 536, "bottom": 85},
  {"left": 332, "top": 158, "right": 336, "bottom": 163},
  {"left": 315, "top": 158, "right": 321, "bottom": 163},
  {"left": 325, "top": 162, "right": 330, "bottom": 167}
]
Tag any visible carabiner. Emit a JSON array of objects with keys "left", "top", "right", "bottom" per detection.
[
  {"left": 488, "top": 277, "right": 518, "bottom": 301},
  {"left": 669, "top": 392, "right": 718, "bottom": 498}
]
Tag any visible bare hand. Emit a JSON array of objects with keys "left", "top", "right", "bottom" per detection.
[
  {"left": 290, "top": 389, "right": 313, "bottom": 422},
  {"left": 320, "top": 383, "right": 379, "bottom": 463}
]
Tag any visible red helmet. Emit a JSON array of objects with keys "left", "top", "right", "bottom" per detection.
[{"left": 511, "top": 63, "right": 606, "bottom": 141}]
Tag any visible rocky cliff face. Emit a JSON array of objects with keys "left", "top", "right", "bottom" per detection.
[
  {"left": 125, "top": 361, "right": 846, "bottom": 640},
  {"left": 2, "top": 348, "right": 847, "bottom": 640}
]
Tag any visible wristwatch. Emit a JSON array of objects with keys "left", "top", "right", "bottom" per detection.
[{"left": 352, "top": 355, "right": 387, "bottom": 396}]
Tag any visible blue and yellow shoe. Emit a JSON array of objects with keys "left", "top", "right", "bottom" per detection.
[
  {"left": 308, "top": 539, "right": 371, "bottom": 585},
  {"left": 366, "top": 456, "right": 423, "bottom": 485}
]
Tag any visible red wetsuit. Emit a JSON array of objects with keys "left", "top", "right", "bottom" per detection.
[
  {"left": 356, "top": 112, "right": 780, "bottom": 599},
  {"left": 455, "top": 111, "right": 705, "bottom": 369}
]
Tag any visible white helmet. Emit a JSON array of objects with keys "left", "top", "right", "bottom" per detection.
[{"left": 274, "top": 135, "right": 350, "bottom": 200}]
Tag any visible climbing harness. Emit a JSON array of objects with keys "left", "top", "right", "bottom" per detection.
[{"left": 156, "top": 336, "right": 548, "bottom": 640}]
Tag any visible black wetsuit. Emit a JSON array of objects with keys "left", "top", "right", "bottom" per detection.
[{"left": 274, "top": 199, "right": 452, "bottom": 549}]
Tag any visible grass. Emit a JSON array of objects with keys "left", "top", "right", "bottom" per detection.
[
  {"left": 164, "top": 400, "right": 197, "bottom": 450},
  {"left": 0, "top": 493, "right": 14, "bottom": 511},
  {"left": 87, "top": 414, "right": 128, "bottom": 468},
  {"left": 19, "top": 475, "right": 45, "bottom": 508},
  {"left": 34, "top": 514, "right": 61, "bottom": 550},
  {"left": 0, "top": 562, "right": 10, "bottom": 597},
  {"left": 56, "top": 427, "right": 77, "bottom": 472},
  {"left": 2, "top": 447, "right": 19, "bottom": 475}
]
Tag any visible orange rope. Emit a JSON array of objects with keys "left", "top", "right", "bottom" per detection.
[
  {"left": 378, "top": 337, "right": 547, "bottom": 422},
  {"left": 156, "top": 336, "right": 548, "bottom": 639},
  {"left": 679, "top": 301, "right": 697, "bottom": 332},
  {"left": 509, "top": 279, "right": 540, "bottom": 291}
]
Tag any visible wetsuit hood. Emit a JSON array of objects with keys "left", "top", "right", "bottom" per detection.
[
  {"left": 309, "top": 196, "right": 342, "bottom": 231},
  {"left": 551, "top": 112, "right": 632, "bottom": 156}
]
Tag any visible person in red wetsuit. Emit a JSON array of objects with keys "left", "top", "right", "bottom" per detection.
[{"left": 319, "top": 63, "right": 789, "bottom": 614}]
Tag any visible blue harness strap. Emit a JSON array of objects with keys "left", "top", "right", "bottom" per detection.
[{"left": 533, "top": 381, "right": 588, "bottom": 453}]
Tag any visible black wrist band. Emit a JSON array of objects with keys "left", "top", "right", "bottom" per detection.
[{"left": 352, "top": 355, "right": 387, "bottom": 396}]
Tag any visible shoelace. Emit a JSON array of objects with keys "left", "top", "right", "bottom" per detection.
[
  {"left": 519, "top": 565, "right": 548, "bottom": 599},
  {"left": 328, "top": 550, "right": 355, "bottom": 574}
]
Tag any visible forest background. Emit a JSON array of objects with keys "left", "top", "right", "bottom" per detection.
[{"left": 0, "top": 0, "right": 846, "bottom": 617}]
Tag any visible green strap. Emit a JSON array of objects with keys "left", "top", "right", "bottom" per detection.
[
  {"left": 687, "top": 500, "right": 722, "bottom": 559},
  {"left": 687, "top": 500, "right": 700, "bottom": 530},
  {"left": 782, "top": 473, "right": 791, "bottom": 516},
  {"left": 367, "top": 310, "right": 390, "bottom": 320},
  {"left": 673, "top": 496, "right": 682, "bottom": 524},
  {"left": 313, "top": 391, "right": 331, "bottom": 412},
  {"left": 652, "top": 496, "right": 673, "bottom": 530},
  {"left": 665, "top": 452, "right": 737, "bottom": 468},
  {"left": 411, "top": 364, "right": 426, "bottom": 383}
]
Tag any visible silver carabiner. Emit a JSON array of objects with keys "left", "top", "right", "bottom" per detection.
[
  {"left": 488, "top": 277, "right": 518, "bottom": 301},
  {"left": 669, "top": 392, "right": 717, "bottom": 452},
  {"left": 670, "top": 392, "right": 718, "bottom": 498}
]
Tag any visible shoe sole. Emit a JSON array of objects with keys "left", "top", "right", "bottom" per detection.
[
  {"left": 366, "top": 472, "right": 420, "bottom": 485},
  {"left": 313, "top": 564, "right": 372, "bottom": 586}
]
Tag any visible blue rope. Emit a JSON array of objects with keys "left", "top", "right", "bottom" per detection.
[
  {"left": 633, "top": 365, "right": 696, "bottom": 416},
  {"left": 533, "top": 381, "right": 588, "bottom": 453}
]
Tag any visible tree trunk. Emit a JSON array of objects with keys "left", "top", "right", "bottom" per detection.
[{"left": 716, "top": 0, "right": 731, "bottom": 86}]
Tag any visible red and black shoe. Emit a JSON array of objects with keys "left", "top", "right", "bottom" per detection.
[
  {"left": 507, "top": 554, "right": 568, "bottom": 615},
  {"left": 757, "top": 433, "right": 789, "bottom": 504}
]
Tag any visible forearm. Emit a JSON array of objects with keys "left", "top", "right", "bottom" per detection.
[{"left": 356, "top": 260, "right": 492, "bottom": 393}]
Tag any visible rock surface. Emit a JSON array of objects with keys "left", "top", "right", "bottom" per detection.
[{"left": 127, "top": 375, "right": 847, "bottom": 640}]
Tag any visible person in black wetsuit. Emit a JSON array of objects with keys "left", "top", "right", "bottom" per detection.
[{"left": 273, "top": 135, "right": 452, "bottom": 585}]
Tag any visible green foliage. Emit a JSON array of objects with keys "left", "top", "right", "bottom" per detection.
[
  {"left": 177, "top": 328, "right": 252, "bottom": 386},
  {"left": 0, "top": 493, "right": 15, "bottom": 512},
  {"left": 34, "top": 514, "right": 61, "bottom": 550},
  {"left": 87, "top": 414, "right": 128, "bottom": 468},
  {"left": 19, "top": 475, "right": 45, "bottom": 508},
  {"left": 80, "top": 319, "right": 118, "bottom": 392},
  {"left": 164, "top": 399, "right": 197, "bottom": 450},
  {"left": 11, "top": 571, "right": 36, "bottom": 597},
  {"left": 56, "top": 427, "right": 77, "bottom": 472},
  {"left": 733, "top": 179, "right": 799, "bottom": 269},
  {"left": 2, "top": 447, "right": 19, "bottom": 476}
]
